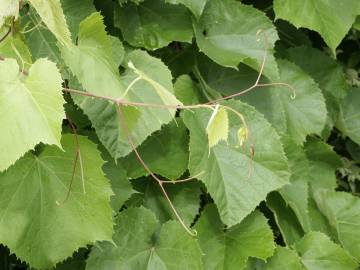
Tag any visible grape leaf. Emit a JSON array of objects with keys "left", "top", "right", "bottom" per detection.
[
  {"left": 194, "top": 0, "right": 280, "bottom": 81},
  {"left": 265, "top": 247, "right": 305, "bottom": 270},
  {"left": 0, "top": 0, "right": 18, "bottom": 27},
  {"left": 195, "top": 204, "right": 275, "bottom": 270},
  {"left": 274, "top": 0, "right": 360, "bottom": 54},
  {"left": 241, "top": 59, "right": 327, "bottom": 145},
  {"left": 0, "top": 35, "right": 32, "bottom": 69},
  {"left": 277, "top": 137, "right": 311, "bottom": 234},
  {"left": 86, "top": 207, "right": 203, "bottom": 270},
  {"left": 305, "top": 138, "right": 342, "bottom": 190},
  {"left": 0, "top": 135, "right": 113, "bottom": 269},
  {"left": 285, "top": 46, "right": 347, "bottom": 136},
  {"left": 294, "top": 231, "right": 358, "bottom": 270},
  {"left": 61, "top": 13, "right": 182, "bottom": 159},
  {"left": 133, "top": 179, "right": 202, "bottom": 226},
  {"left": 337, "top": 87, "right": 360, "bottom": 145},
  {"left": 174, "top": 74, "right": 202, "bottom": 105},
  {"left": 0, "top": 58, "right": 64, "bottom": 172},
  {"left": 267, "top": 192, "right": 304, "bottom": 245},
  {"left": 28, "top": 0, "right": 72, "bottom": 46},
  {"left": 182, "top": 100, "right": 289, "bottom": 226},
  {"left": 121, "top": 120, "right": 189, "bottom": 180},
  {"left": 114, "top": 0, "right": 193, "bottom": 50},
  {"left": 165, "top": 0, "right": 207, "bottom": 18},
  {"left": 314, "top": 190, "right": 360, "bottom": 261}
]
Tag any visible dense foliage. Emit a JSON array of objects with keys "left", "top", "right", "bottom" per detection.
[{"left": 0, "top": 0, "right": 360, "bottom": 269}]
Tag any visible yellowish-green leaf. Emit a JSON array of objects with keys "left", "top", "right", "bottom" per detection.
[
  {"left": 206, "top": 105, "right": 229, "bottom": 148},
  {"left": 29, "top": 0, "right": 72, "bottom": 46},
  {"left": 0, "top": 58, "right": 64, "bottom": 171}
]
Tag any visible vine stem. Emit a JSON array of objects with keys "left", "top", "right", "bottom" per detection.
[{"left": 116, "top": 105, "right": 196, "bottom": 236}]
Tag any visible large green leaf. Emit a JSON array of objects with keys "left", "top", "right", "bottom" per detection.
[
  {"left": 278, "top": 137, "right": 311, "bottom": 233},
  {"left": 337, "top": 87, "right": 360, "bottom": 145},
  {"left": 28, "top": 0, "right": 72, "bottom": 46},
  {"left": 86, "top": 207, "right": 203, "bottom": 270},
  {"left": 114, "top": 0, "right": 193, "bottom": 50},
  {"left": 194, "top": 0, "right": 280, "bottom": 81},
  {"left": 133, "top": 179, "right": 202, "bottom": 226},
  {"left": 294, "top": 232, "right": 357, "bottom": 270},
  {"left": 121, "top": 120, "right": 189, "bottom": 180},
  {"left": 265, "top": 247, "right": 305, "bottom": 270},
  {"left": 0, "top": 58, "right": 64, "bottom": 172},
  {"left": 61, "top": 13, "right": 182, "bottom": 159},
  {"left": 285, "top": 46, "right": 347, "bottom": 136},
  {"left": 195, "top": 204, "right": 275, "bottom": 270},
  {"left": 314, "top": 190, "right": 360, "bottom": 261},
  {"left": 242, "top": 59, "right": 327, "bottom": 145},
  {"left": 165, "top": 0, "right": 207, "bottom": 18},
  {"left": 182, "top": 100, "right": 289, "bottom": 226},
  {"left": 0, "top": 35, "right": 32, "bottom": 69},
  {"left": 305, "top": 138, "right": 342, "bottom": 190},
  {"left": 0, "top": 135, "right": 113, "bottom": 269},
  {"left": 274, "top": 0, "right": 360, "bottom": 53}
]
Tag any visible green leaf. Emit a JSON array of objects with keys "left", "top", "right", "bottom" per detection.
[
  {"left": 114, "top": 0, "right": 193, "bottom": 50},
  {"left": 174, "top": 75, "right": 202, "bottom": 105},
  {"left": 133, "top": 179, "right": 202, "bottom": 226},
  {"left": 0, "top": 35, "right": 32, "bottom": 69},
  {"left": 0, "top": 135, "right": 113, "bottom": 269},
  {"left": 86, "top": 207, "right": 203, "bottom": 270},
  {"left": 165, "top": 0, "right": 207, "bottom": 18},
  {"left": 182, "top": 100, "right": 289, "bottom": 226},
  {"left": 206, "top": 105, "right": 229, "bottom": 149},
  {"left": 121, "top": 120, "right": 189, "bottom": 180},
  {"left": 314, "top": 190, "right": 360, "bottom": 261},
  {"left": 267, "top": 192, "right": 304, "bottom": 245},
  {"left": 62, "top": 13, "right": 181, "bottom": 159},
  {"left": 0, "top": 58, "right": 64, "bottom": 172},
  {"left": 285, "top": 46, "right": 347, "bottom": 137},
  {"left": 294, "top": 231, "right": 358, "bottom": 270},
  {"left": 242, "top": 59, "right": 327, "bottom": 145},
  {"left": 195, "top": 204, "right": 275, "bottom": 270},
  {"left": 278, "top": 136, "right": 311, "bottom": 233},
  {"left": 194, "top": 0, "right": 280, "bottom": 81},
  {"left": 102, "top": 155, "right": 135, "bottom": 212},
  {"left": 60, "top": 0, "right": 96, "bottom": 41},
  {"left": 265, "top": 247, "right": 305, "bottom": 270},
  {"left": 305, "top": 138, "right": 342, "bottom": 190},
  {"left": 274, "top": 0, "right": 360, "bottom": 54},
  {"left": 337, "top": 87, "right": 360, "bottom": 145},
  {"left": 29, "top": 0, "right": 72, "bottom": 46}
]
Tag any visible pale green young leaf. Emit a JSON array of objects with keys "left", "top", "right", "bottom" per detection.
[
  {"left": 86, "top": 207, "right": 203, "bottom": 270},
  {"left": 294, "top": 231, "right": 358, "bottom": 270},
  {"left": 242, "top": 59, "right": 327, "bottom": 145},
  {"left": 194, "top": 0, "right": 280, "bottom": 81},
  {"left": 0, "top": 58, "right": 64, "bottom": 172},
  {"left": 206, "top": 105, "right": 229, "bottom": 149},
  {"left": 337, "top": 87, "right": 360, "bottom": 145},
  {"left": 0, "top": 135, "right": 113, "bottom": 269},
  {"left": 195, "top": 204, "right": 275, "bottom": 270},
  {"left": 114, "top": 0, "right": 193, "bottom": 50},
  {"left": 274, "top": 0, "right": 360, "bottom": 54},
  {"left": 265, "top": 247, "right": 305, "bottom": 270},
  {"left": 314, "top": 190, "right": 360, "bottom": 261},
  {"left": 28, "top": 0, "right": 72, "bottom": 46},
  {"left": 183, "top": 100, "right": 289, "bottom": 226}
]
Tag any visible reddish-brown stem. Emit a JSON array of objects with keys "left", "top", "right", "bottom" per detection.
[{"left": 116, "top": 105, "right": 196, "bottom": 236}]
